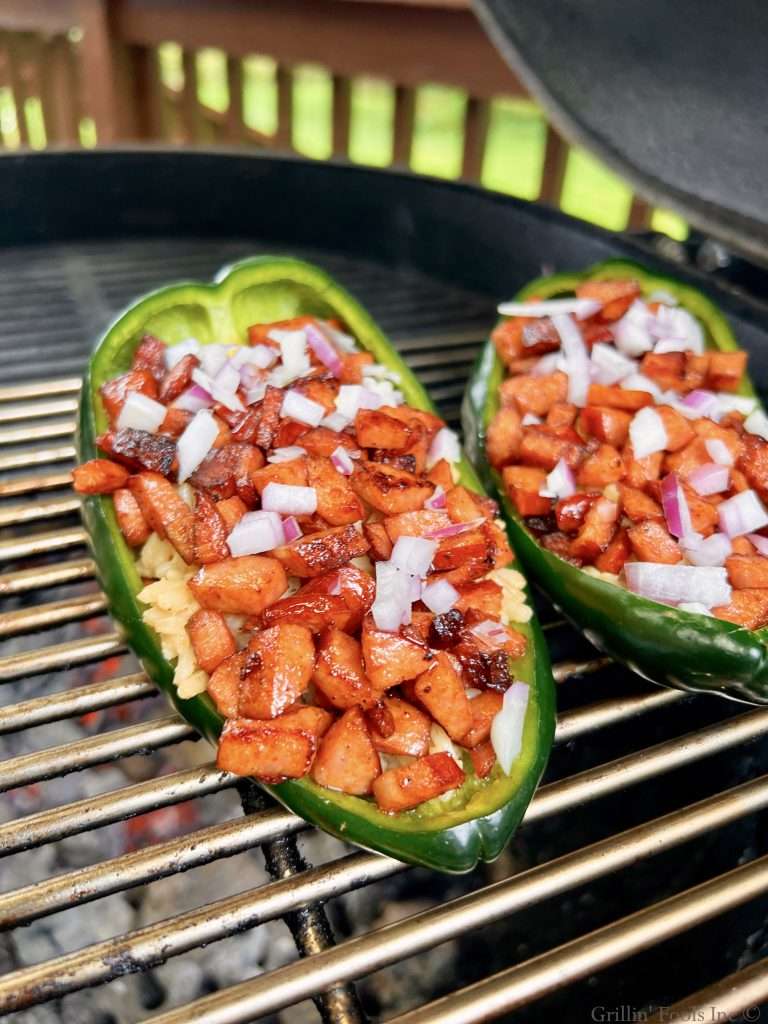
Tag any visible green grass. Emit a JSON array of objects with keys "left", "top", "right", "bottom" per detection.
[{"left": 0, "top": 42, "right": 687, "bottom": 240}]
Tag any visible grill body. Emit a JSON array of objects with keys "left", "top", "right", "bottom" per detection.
[{"left": 3, "top": 150, "right": 768, "bottom": 1022}]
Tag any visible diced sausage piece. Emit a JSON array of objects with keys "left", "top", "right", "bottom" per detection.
[
  {"left": 361, "top": 614, "right": 434, "bottom": 689},
  {"left": 680, "top": 483, "right": 718, "bottom": 536},
  {"left": 664, "top": 438, "right": 711, "bottom": 480},
  {"left": 555, "top": 493, "right": 599, "bottom": 534},
  {"left": 546, "top": 403, "right": 578, "bottom": 430},
  {"left": 491, "top": 316, "right": 528, "bottom": 366},
  {"left": 732, "top": 536, "right": 757, "bottom": 556},
  {"left": 207, "top": 650, "right": 246, "bottom": 718},
  {"left": 569, "top": 497, "right": 619, "bottom": 562},
  {"left": 98, "top": 428, "right": 176, "bottom": 476},
  {"left": 454, "top": 580, "right": 503, "bottom": 618},
  {"left": 210, "top": 415, "right": 233, "bottom": 449},
  {"left": 372, "top": 752, "right": 465, "bottom": 813},
  {"left": 132, "top": 334, "right": 167, "bottom": 381},
  {"left": 217, "top": 719, "right": 316, "bottom": 781},
  {"left": 427, "top": 458, "right": 455, "bottom": 490},
  {"left": 254, "top": 385, "right": 284, "bottom": 449},
  {"left": 622, "top": 443, "right": 663, "bottom": 488},
  {"left": 193, "top": 491, "right": 230, "bottom": 564},
  {"left": 351, "top": 461, "right": 434, "bottom": 514},
  {"left": 726, "top": 555, "right": 768, "bottom": 589},
  {"left": 681, "top": 352, "right": 709, "bottom": 393},
  {"left": 381, "top": 404, "right": 444, "bottom": 440},
  {"left": 269, "top": 705, "right": 334, "bottom": 739},
  {"left": 239, "top": 623, "right": 315, "bottom": 719},
  {"left": 364, "top": 699, "right": 395, "bottom": 737},
  {"left": 707, "top": 351, "right": 748, "bottom": 392},
  {"left": 272, "top": 523, "right": 370, "bottom": 577},
  {"left": 640, "top": 352, "right": 686, "bottom": 392},
  {"left": 486, "top": 406, "right": 523, "bottom": 467},
  {"left": 113, "top": 488, "right": 150, "bottom": 547},
  {"left": 159, "top": 353, "right": 199, "bottom": 402},
  {"left": 432, "top": 529, "right": 489, "bottom": 573},
  {"left": 216, "top": 495, "right": 248, "bottom": 532},
  {"left": 189, "top": 555, "right": 287, "bottom": 615},
  {"left": 161, "top": 407, "right": 194, "bottom": 438},
  {"left": 713, "top": 589, "right": 768, "bottom": 629},
  {"left": 100, "top": 369, "right": 158, "bottom": 424},
  {"left": 383, "top": 510, "right": 450, "bottom": 543},
  {"left": 579, "top": 405, "right": 632, "bottom": 447},
  {"left": 576, "top": 278, "right": 640, "bottom": 321},
  {"left": 693, "top": 419, "right": 743, "bottom": 462},
  {"left": 446, "top": 486, "right": 496, "bottom": 524},
  {"left": 619, "top": 484, "right": 663, "bottom": 523},
  {"left": 368, "top": 696, "right": 431, "bottom": 756},
  {"left": 541, "top": 531, "right": 578, "bottom": 562},
  {"left": 469, "top": 740, "right": 496, "bottom": 779},
  {"left": 484, "top": 520, "right": 515, "bottom": 570},
  {"left": 311, "top": 707, "right": 381, "bottom": 795},
  {"left": 459, "top": 691, "right": 503, "bottom": 748},
  {"left": 414, "top": 652, "right": 473, "bottom": 741},
  {"left": 72, "top": 458, "right": 130, "bottom": 494},
  {"left": 519, "top": 426, "right": 584, "bottom": 471},
  {"left": 339, "top": 351, "right": 374, "bottom": 383},
  {"left": 576, "top": 444, "right": 624, "bottom": 488},
  {"left": 363, "top": 521, "right": 393, "bottom": 561},
  {"left": 519, "top": 317, "right": 562, "bottom": 355},
  {"left": 657, "top": 407, "right": 695, "bottom": 452},
  {"left": 306, "top": 456, "right": 364, "bottom": 526},
  {"left": 186, "top": 609, "right": 236, "bottom": 674},
  {"left": 314, "top": 628, "right": 375, "bottom": 708},
  {"left": 354, "top": 409, "right": 412, "bottom": 451},
  {"left": 190, "top": 443, "right": 264, "bottom": 505},
  {"left": 627, "top": 520, "right": 681, "bottom": 564},
  {"left": 253, "top": 462, "right": 309, "bottom": 505},
  {"left": 595, "top": 527, "right": 632, "bottom": 573},
  {"left": 501, "top": 465, "right": 551, "bottom": 517},
  {"left": 738, "top": 435, "right": 768, "bottom": 497},
  {"left": 370, "top": 450, "right": 418, "bottom": 474},
  {"left": 586, "top": 385, "right": 653, "bottom": 411},
  {"left": 499, "top": 372, "right": 568, "bottom": 417},
  {"left": 300, "top": 426, "right": 360, "bottom": 458},
  {"left": 261, "top": 565, "right": 375, "bottom": 633},
  {"left": 128, "top": 471, "right": 195, "bottom": 562},
  {"left": 247, "top": 315, "right": 321, "bottom": 344}
]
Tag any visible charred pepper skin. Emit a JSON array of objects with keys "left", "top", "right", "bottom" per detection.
[
  {"left": 463, "top": 258, "right": 768, "bottom": 705},
  {"left": 77, "top": 255, "right": 555, "bottom": 873}
]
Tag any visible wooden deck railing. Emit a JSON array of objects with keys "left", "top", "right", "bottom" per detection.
[{"left": 0, "top": 0, "right": 658, "bottom": 231}]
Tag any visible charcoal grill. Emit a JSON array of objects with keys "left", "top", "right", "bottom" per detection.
[{"left": 4, "top": 151, "right": 768, "bottom": 1023}]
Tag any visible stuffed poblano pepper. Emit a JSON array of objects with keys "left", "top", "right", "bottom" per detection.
[
  {"left": 74, "top": 255, "right": 555, "bottom": 873},
  {"left": 464, "top": 258, "right": 768, "bottom": 704}
]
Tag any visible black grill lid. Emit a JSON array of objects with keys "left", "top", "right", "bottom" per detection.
[{"left": 474, "top": 0, "right": 768, "bottom": 263}]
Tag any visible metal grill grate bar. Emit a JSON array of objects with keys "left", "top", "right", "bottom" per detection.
[
  {"left": 0, "top": 399, "right": 79, "bottom": 425},
  {"left": 646, "top": 959, "right": 768, "bottom": 1024},
  {"left": 0, "top": 593, "right": 107, "bottom": 638},
  {"left": 0, "top": 445, "right": 76, "bottom": 470},
  {"left": 0, "top": 715, "right": 197, "bottom": 791},
  {"left": 0, "top": 496, "right": 81, "bottom": 527},
  {"left": 141, "top": 774, "right": 768, "bottom": 1024},
  {"left": 0, "top": 526, "right": 87, "bottom": 563},
  {"left": 0, "top": 378, "right": 81, "bottom": 402},
  {"left": 0, "top": 470, "right": 74, "bottom": 496},
  {"left": 554, "top": 687, "right": 685, "bottom": 743},
  {"left": 0, "top": 420, "right": 77, "bottom": 446},
  {"left": 0, "top": 765, "right": 235, "bottom": 856},
  {"left": 0, "top": 632, "right": 124, "bottom": 682},
  {"left": 0, "top": 673, "right": 155, "bottom": 734},
  {"left": 0, "top": 557, "right": 95, "bottom": 596}
]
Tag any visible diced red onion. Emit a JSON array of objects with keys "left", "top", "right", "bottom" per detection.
[
  {"left": 551, "top": 313, "right": 590, "bottom": 406},
  {"left": 227, "top": 510, "right": 285, "bottom": 556},
  {"left": 199, "top": 343, "right": 230, "bottom": 377},
  {"left": 363, "top": 363, "right": 401, "bottom": 383},
  {"left": 490, "top": 681, "right": 530, "bottom": 775},
  {"left": 539, "top": 458, "right": 575, "bottom": 500},
  {"left": 331, "top": 446, "right": 354, "bottom": 476},
  {"left": 652, "top": 305, "right": 704, "bottom": 353},
  {"left": 681, "top": 389, "right": 720, "bottom": 420},
  {"left": 267, "top": 446, "right": 307, "bottom": 464},
  {"left": 165, "top": 338, "right": 201, "bottom": 369},
  {"left": 613, "top": 301, "right": 654, "bottom": 356},
  {"left": 424, "top": 486, "right": 447, "bottom": 510},
  {"left": 653, "top": 338, "right": 691, "bottom": 354},
  {"left": 214, "top": 362, "right": 241, "bottom": 395},
  {"left": 745, "top": 408, "right": 768, "bottom": 441},
  {"left": 716, "top": 395, "right": 758, "bottom": 418},
  {"left": 176, "top": 409, "right": 219, "bottom": 483},
  {"left": 425, "top": 516, "right": 485, "bottom": 540},
  {"left": 629, "top": 406, "right": 668, "bottom": 459},
  {"left": 407, "top": 574, "right": 423, "bottom": 602},
  {"left": 590, "top": 342, "right": 637, "bottom": 385},
  {"left": 678, "top": 602, "right": 713, "bottom": 617},
  {"left": 281, "top": 389, "right": 325, "bottom": 427},
  {"left": 660, "top": 472, "right": 697, "bottom": 541},
  {"left": 322, "top": 322, "right": 357, "bottom": 353},
  {"left": 421, "top": 578, "right": 458, "bottom": 614},
  {"left": 335, "top": 384, "right": 384, "bottom": 419},
  {"left": 521, "top": 413, "right": 541, "bottom": 426},
  {"left": 262, "top": 482, "right": 318, "bottom": 516},
  {"left": 427, "top": 428, "right": 461, "bottom": 469},
  {"left": 238, "top": 363, "right": 266, "bottom": 391},
  {"left": 117, "top": 392, "right": 167, "bottom": 433},
  {"left": 496, "top": 298, "right": 601, "bottom": 319},
  {"left": 321, "top": 411, "right": 351, "bottom": 432},
  {"left": 621, "top": 373, "right": 662, "bottom": 397},
  {"left": 391, "top": 536, "right": 438, "bottom": 578},
  {"left": 705, "top": 438, "right": 734, "bottom": 466},
  {"left": 305, "top": 322, "right": 343, "bottom": 377},
  {"left": 173, "top": 384, "right": 213, "bottom": 413},
  {"left": 471, "top": 620, "right": 510, "bottom": 647},
  {"left": 682, "top": 532, "right": 732, "bottom": 567},
  {"left": 531, "top": 353, "right": 566, "bottom": 377},
  {"left": 648, "top": 289, "right": 679, "bottom": 306},
  {"left": 245, "top": 381, "right": 268, "bottom": 405},
  {"left": 718, "top": 490, "right": 768, "bottom": 538},
  {"left": 624, "top": 562, "right": 731, "bottom": 608},
  {"left": 372, "top": 560, "right": 413, "bottom": 631},
  {"left": 192, "top": 367, "right": 243, "bottom": 413},
  {"left": 230, "top": 344, "right": 277, "bottom": 370},
  {"left": 328, "top": 575, "right": 342, "bottom": 596},
  {"left": 281, "top": 515, "right": 303, "bottom": 543},
  {"left": 688, "top": 463, "right": 730, "bottom": 496},
  {"left": 747, "top": 533, "right": 768, "bottom": 557}
]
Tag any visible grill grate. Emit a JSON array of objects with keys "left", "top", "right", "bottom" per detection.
[{"left": 2, "top": 239, "right": 768, "bottom": 1023}]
